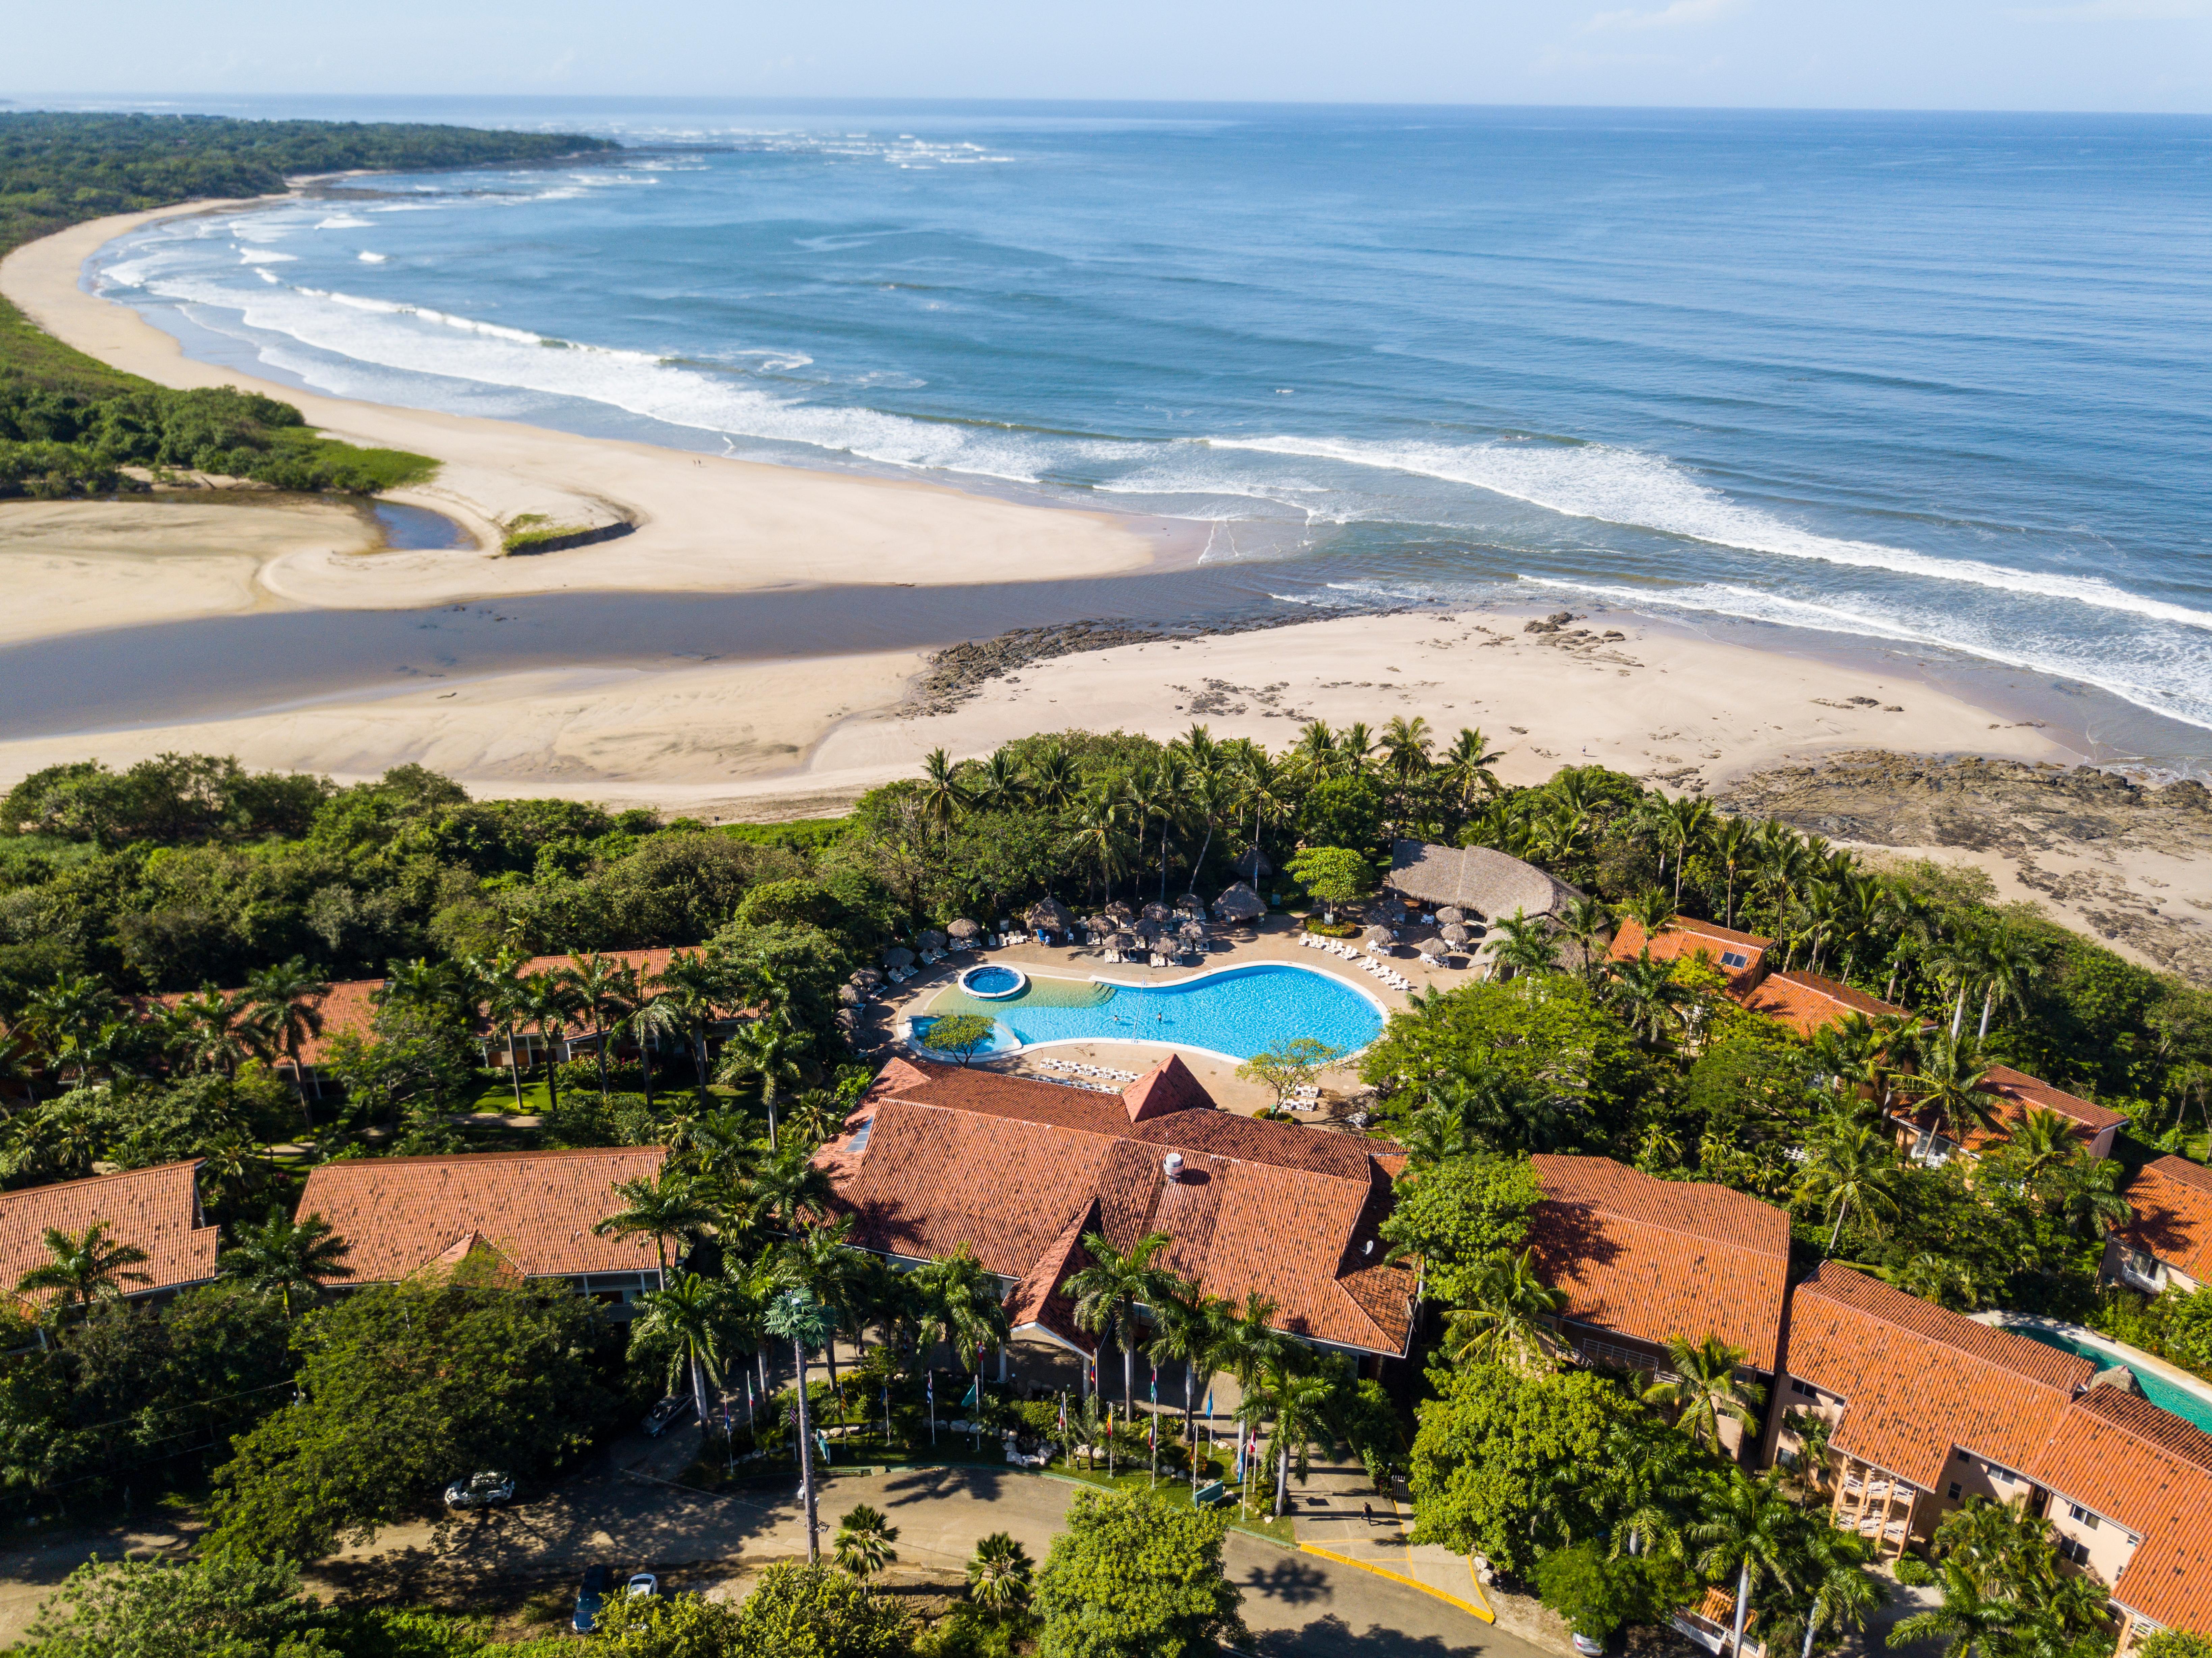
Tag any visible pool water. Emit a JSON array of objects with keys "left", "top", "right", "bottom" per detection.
[
  {"left": 916, "top": 962, "right": 1385, "bottom": 1062},
  {"left": 2011, "top": 1326, "right": 2212, "bottom": 1434},
  {"left": 964, "top": 966, "right": 1024, "bottom": 996}
]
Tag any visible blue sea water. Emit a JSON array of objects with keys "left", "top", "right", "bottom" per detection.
[
  {"left": 86, "top": 99, "right": 2212, "bottom": 756},
  {"left": 914, "top": 962, "right": 1385, "bottom": 1059}
]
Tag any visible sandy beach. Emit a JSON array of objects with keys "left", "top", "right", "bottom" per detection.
[{"left": 5, "top": 198, "right": 2206, "bottom": 979}]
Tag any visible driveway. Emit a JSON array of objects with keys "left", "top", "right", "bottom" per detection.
[{"left": 0, "top": 1447, "right": 1535, "bottom": 1657}]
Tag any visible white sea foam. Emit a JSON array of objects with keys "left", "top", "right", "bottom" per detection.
[
  {"left": 236, "top": 248, "right": 296, "bottom": 265},
  {"left": 314, "top": 216, "right": 371, "bottom": 230},
  {"left": 1211, "top": 435, "right": 2212, "bottom": 633},
  {"left": 357, "top": 252, "right": 388, "bottom": 263}
]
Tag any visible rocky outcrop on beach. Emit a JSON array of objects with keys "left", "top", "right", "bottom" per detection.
[{"left": 1716, "top": 751, "right": 2212, "bottom": 982}]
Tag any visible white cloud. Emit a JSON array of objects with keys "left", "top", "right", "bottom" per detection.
[{"left": 1583, "top": 0, "right": 1743, "bottom": 32}]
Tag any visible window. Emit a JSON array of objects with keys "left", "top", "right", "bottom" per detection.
[
  {"left": 2058, "top": 1537, "right": 2093, "bottom": 1568},
  {"left": 1791, "top": 1378, "right": 1818, "bottom": 1398},
  {"left": 1721, "top": 950, "right": 1750, "bottom": 969},
  {"left": 1948, "top": 1482, "right": 1963, "bottom": 1500},
  {"left": 847, "top": 1117, "right": 874, "bottom": 1154},
  {"left": 2068, "top": 1504, "right": 2100, "bottom": 1531},
  {"left": 1956, "top": 1449, "right": 1972, "bottom": 1463}
]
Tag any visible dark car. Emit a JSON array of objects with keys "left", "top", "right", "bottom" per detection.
[
  {"left": 573, "top": 1565, "right": 612, "bottom": 1633},
  {"left": 642, "top": 1395, "right": 691, "bottom": 1438},
  {"left": 442, "top": 1470, "right": 514, "bottom": 1509}
]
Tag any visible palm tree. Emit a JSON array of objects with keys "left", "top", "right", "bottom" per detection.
[
  {"left": 218, "top": 1206, "right": 351, "bottom": 1315},
  {"left": 766, "top": 1287, "right": 837, "bottom": 1564},
  {"left": 1712, "top": 816, "right": 1754, "bottom": 930},
  {"left": 467, "top": 948, "right": 531, "bottom": 1112},
  {"left": 1062, "top": 790, "right": 1128, "bottom": 903},
  {"left": 1435, "top": 727, "right": 1505, "bottom": 820},
  {"left": 1247, "top": 1356, "right": 1343, "bottom": 1519},
  {"left": 22, "top": 972, "right": 118, "bottom": 1089},
  {"left": 244, "top": 958, "right": 331, "bottom": 1124},
  {"left": 1650, "top": 795, "right": 1715, "bottom": 904},
  {"left": 970, "top": 748, "right": 1027, "bottom": 815},
  {"left": 17, "top": 1221, "right": 149, "bottom": 1321},
  {"left": 2003, "top": 1106, "right": 2079, "bottom": 1189},
  {"left": 1121, "top": 757, "right": 1182, "bottom": 901},
  {"left": 653, "top": 951, "right": 735, "bottom": 1108},
  {"left": 917, "top": 748, "right": 970, "bottom": 849},
  {"left": 1211, "top": 1291, "right": 1291, "bottom": 1396},
  {"left": 1608, "top": 954, "right": 1692, "bottom": 1047},
  {"left": 1796, "top": 1118, "right": 1905, "bottom": 1254},
  {"left": 908, "top": 1244, "right": 1011, "bottom": 1375},
  {"left": 593, "top": 1168, "right": 715, "bottom": 1288},
  {"left": 1181, "top": 769, "right": 1235, "bottom": 892},
  {"left": 1337, "top": 721, "right": 1376, "bottom": 777},
  {"left": 1065, "top": 1230, "right": 1178, "bottom": 1413},
  {"left": 777, "top": 1218, "right": 866, "bottom": 1398},
  {"left": 717, "top": 1016, "right": 810, "bottom": 1150},
  {"left": 626, "top": 985, "right": 683, "bottom": 1115},
  {"left": 632, "top": 1271, "right": 729, "bottom": 1432},
  {"left": 1895, "top": 1034, "right": 2000, "bottom": 1158},
  {"left": 1291, "top": 718, "right": 1338, "bottom": 780},
  {"left": 2051, "top": 1148, "right": 2135, "bottom": 1238},
  {"left": 1691, "top": 1470, "right": 1807, "bottom": 1658},
  {"left": 1445, "top": 1248, "right": 1567, "bottom": 1370},
  {"left": 1028, "top": 742, "right": 1078, "bottom": 815},
  {"left": 966, "top": 1532, "right": 1034, "bottom": 1622},
  {"left": 1232, "top": 748, "right": 1294, "bottom": 888},
  {"left": 1489, "top": 909, "right": 1562, "bottom": 978},
  {"left": 834, "top": 1502, "right": 900, "bottom": 1586},
  {"left": 1972, "top": 928, "right": 2039, "bottom": 1042},
  {"left": 1144, "top": 1279, "right": 1224, "bottom": 1474},
  {"left": 558, "top": 953, "right": 635, "bottom": 1105},
  {"left": 517, "top": 971, "right": 579, "bottom": 1118},
  {"left": 741, "top": 1139, "right": 837, "bottom": 1236},
  {"left": 1643, "top": 1335, "right": 1765, "bottom": 1451},
  {"left": 173, "top": 988, "right": 252, "bottom": 1077},
  {"left": 1886, "top": 1560, "right": 2028, "bottom": 1658},
  {"left": 1555, "top": 894, "right": 1615, "bottom": 988},
  {"left": 1775, "top": 1529, "right": 1881, "bottom": 1658}
]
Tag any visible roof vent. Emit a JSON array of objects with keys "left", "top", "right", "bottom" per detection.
[{"left": 1162, "top": 1152, "right": 1185, "bottom": 1182}]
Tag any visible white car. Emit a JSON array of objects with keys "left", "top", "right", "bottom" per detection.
[
  {"left": 442, "top": 1471, "right": 514, "bottom": 1509},
  {"left": 627, "top": 1572, "right": 659, "bottom": 1599},
  {"left": 1571, "top": 1634, "right": 1606, "bottom": 1657}
]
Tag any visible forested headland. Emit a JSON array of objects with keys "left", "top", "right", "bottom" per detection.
[{"left": 0, "top": 111, "right": 614, "bottom": 498}]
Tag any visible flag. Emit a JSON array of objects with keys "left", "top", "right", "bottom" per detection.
[
  {"left": 1149, "top": 1366, "right": 1158, "bottom": 1405},
  {"left": 961, "top": 1375, "right": 980, "bottom": 1409},
  {"left": 1205, "top": 1391, "right": 1214, "bottom": 1418},
  {"left": 1233, "top": 1430, "right": 1245, "bottom": 1481},
  {"left": 926, "top": 1371, "right": 935, "bottom": 1405},
  {"left": 817, "top": 1429, "right": 832, "bottom": 1462},
  {"left": 1057, "top": 1394, "right": 1068, "bottom": 1435}
]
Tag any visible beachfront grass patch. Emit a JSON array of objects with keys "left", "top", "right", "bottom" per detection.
[{"left": 499, "top": 513, "right": 596, "bottom": 554}]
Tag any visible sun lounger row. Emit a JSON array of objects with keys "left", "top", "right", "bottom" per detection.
[{"left": 1038, "top": 1058, "right": 1140, "bottom": 1081}]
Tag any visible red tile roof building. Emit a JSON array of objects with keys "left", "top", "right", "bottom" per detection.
[
  {"left": 2027, "top": 1384, "right": 2212, "bottom": 1644},
  {"left": 1526, "top": 1156, "right": 1792, "bottom": 1378},
  {"left": 1767, "top": 1263, "right": 2094, "bottom": 1559},
  {"left": 1727, "top": 969, "right": 1909, "bottom": 1039},
  {"left": 2106, "top": 1156, "right": 2212, "bottom": 1296},
  {"left": 0, "top": 1162, "right": 220, "bottom": 1314},
  {"left": 298, "top": 1147, "right": 669, "bottom": 1294},
  {"left": 813, "top": 1055, "right": 1418, "bottom": 1360},
  {"left": 1896, "top": 1064, "right": 2129, "bottom": 1166},
  {"left": 1609, "top": 917, "right": 1772, "bottom": 989}
]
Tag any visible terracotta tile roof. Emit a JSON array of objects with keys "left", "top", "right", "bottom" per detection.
[
  {"left": 1122, "top": 1055, "right": 1211, "bottom": 1122},
  {"left": 1609, "top": 917, "right": 1772, "bottom": 987},
  {"left": 2028, "top": 1385, "right": 2212, "bottom": 1632},
  {"left": 140, "top": 978, "right": 384, "bottom": 1069},
  {"left": 0, "top": 1162, "right": 219, "bottom": 1310},
  {"left": 1782, "top": 1263, "right": 2091, "bottom": 1490},
  {"left": 1728, "top": 970, "right": 1907, "bottom": 1038},
  {"left": 1897, "top": 1064, "right": 2128, "bottom": 1159},
  {"left": 298, "top": 1147, "right": 669, "bottom": 1283},
  {"left": 1526, "top": 1156, "right": 1791, "bottom": 1371},
  {"left": 2116, "top": 1156, "right": 2212, "bottom": 1281},
  {"left": 816, "top": 1058, "right": 1417, "bottom": 1356}
]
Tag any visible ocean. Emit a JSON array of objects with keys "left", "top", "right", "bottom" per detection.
[{"left": 83, "top": 99, "right": 2212, "bottom": 764}]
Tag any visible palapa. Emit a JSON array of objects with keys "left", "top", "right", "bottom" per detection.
[
  {"left": 1363, "top": 924, "right": 1396, "bottom": 945},
  {"left": 1212, "top": 883, "right": 1266, "bottom": 922},
  {"left": 883, "top": 946, "right": 916, "bottom": 969},
  {"left": 947, "top": 918, "right": 981, "bottom": 941},
  {"left": 1141, "top": 901, "right": 1175, "bottom": 923},
  {"left": 1434, "top": 906, "right": 1466, "bottom": 925},
  {"left": 918, "top": 929, "right": 948, "bottom": 952},
  {"left": 1026, "top": 896, "right": 1075, "bottom": 933},
  {"left": 1105, "top": 900, "right": 1134, "bottom": 921},
  {"left": 1438, "top": 923, "right": 1471, "bottom": 945}
]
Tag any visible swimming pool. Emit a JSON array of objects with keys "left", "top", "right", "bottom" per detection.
[
  {"left": 913, "top": 962, "right": 1386, "bottom": 1063},
  {"left": 2007, "top": 1325, "right": 2212, "bottom": 1434}
]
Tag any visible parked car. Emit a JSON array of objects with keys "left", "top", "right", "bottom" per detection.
[
  {"left": 442, "top": 1471, "right": 514, "bottom": 1509},
  {"left": 1571, "top": 1633, "right": 1606, "bottom": 1658},
  {"left": 642, "top": 1395, "right": 691, "bottom": 1438},
  {"left": 626, "top": 1572, "right": 659, "bottom": 1600},
  {"left": 573, "top": 1565, "right": 612, "bottom": 1633}
]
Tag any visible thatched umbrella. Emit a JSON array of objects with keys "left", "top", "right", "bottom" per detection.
[
  {"left": 1027, "top": 897, "right": 1075, "bottom": 935},
  {"left": 1085, "top": 913, "right": 1114, "bottom": 940},
  {"left": 837, "top": 984, "right": 863, "bottom": 1007},
  {"left": 1113, "top": 930, "right": 1140, "bottom": 954},
  {"left": 1363, "top": 924, "right": 1395, "bottom": 946},
  {"left": 918, "top": 929, "right": 948, "bottom": 953},
  {"left": 1213, "top": 883, "right": 1266, "bottom": 923},
  {"left": 947, "top": 919, "right": 981, "bottom": 945},
  {"left": 1439, "top": 923, "right": 1471, "bottom": 947},
  {"left": 1174, "top": 892, "right": 1207, "bottom": 914},
  {"left": 883, "top": 946, "right": 916, "bottom": 970},
  {"left": 1434, "top": 906, "right": 1466, "bottom": 925},
  {"left": 1179, "top": 919, "right": 1208, "bottom": 944},
  {"left": 851, "top": 967, "right": 883, "bottom": 988},
  {"left": 1141, "top": 901, "right": 1174, "bottom": 923},
  {"left": 1105, "top": 900, "right": 1134, "bottom": 921},
  {"left": 1132, "top": 917, "right": 1163, "bottom": 943}
]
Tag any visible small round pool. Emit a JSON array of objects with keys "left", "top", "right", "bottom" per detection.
[{"left": 959, "top": 964, "right": 1028, "bottom": 1000}]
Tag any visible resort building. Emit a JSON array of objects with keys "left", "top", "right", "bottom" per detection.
[
  {"left": 1383, "top": 839, "right": 1580, "bottom": 927},
  {"left": 2025, "top": 1384, "right": 2212, "bottom": 1652},
  {"left": 1728, "top": 968, "right": 1911, "bottom": 1038},
  {"left": 297, "top": 1146, "right": 669, "bottom": 1307},
  {"left": 1608, "top": 915, "right": 1772, "bottom": 990},
  {"left": 1892, "top": 1064, "right": 2128, "bottom": 1169},
  {"left": 2104, "top": 1156, "right": 2212, "bottom": 1295},
  {"left": 812, "top": 1054, "right": 1418, "bottom": 1388},
  {"left": 1525, "top": 1155, "right": 1791, "bottom": 1456},
  {"left": 1763, "top": 1262, "right": 2094, "bottom": 1560},
  {"left": 0, "top": 1161, "right": 221, "bottom": 1318}
]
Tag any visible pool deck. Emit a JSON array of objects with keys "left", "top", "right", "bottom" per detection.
[{"left": 862, "top": 912, "right": 1472, "bottom": 1117}]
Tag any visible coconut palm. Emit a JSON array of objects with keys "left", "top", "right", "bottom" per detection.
[
  {"left": 966, "top": 1531, "right": 1034, "bottom": 1622},
  {"left": 243, "top": 958, "right": 330, "bottom": 1123},
  {"left": 1555, "top": 893, "right": 1615, "bottom": 988},
  {"left": 717, "top": 1015, "right": 810, "bottom": 1150},
  {"left": 1972, "top": 927, "right": 2040, "bottom": 1042},
  {"left": 969, "top": 748, "right": 1027, "bottom": 814},
  {"left": 1772, "top": 1529, "right": 1881, "bottom": 1658},
  {"left": 1609, "top": 954, "right": 1692, "bottom": 1047},
  {"left": 2003, "top": 1106, "right": 2079, "bottom": 1189},
  {"left": 1894, "top": 1252, "right": 1976, "bottom": 1311},
  {"left": 766, "top": 1287, "right": 837, "bottom": 1564},
  {"left": 1291, "top": 718, "right": 1338, "bottom": 781},
  {"left": 16, "top": 1221, "right": 149, "bottom": 1321},
  {"left": 632, "top": 1271, "right": 729, "bottom": 1433},
  {"left": 834, "top": 1502, "right": 900, "bottom": 1586},
  {"left": 1144, "top": 1277, "right": 1224, "bottom": 1477},
  {"left": 1796, "top": 1117, "right": 1905, "bottom": 1255},
  {"left": 218, "top": 1206, "right": 352, "bottom": 1315},
  {"left": 740, "top": 1138, "right": 837, "bottom": 1236},
  {"left": 1691, "top": 1470, "right": 1807, "bottom": 1658},
  {"left": 1231, "top": 747, "right": 1294, "bottom": 888},
  {"left": 1211, "top": 1290, "right": 1291, "bottom": 1394},
  {"left": 172, "top": 988, "right": 252, "bottom": 1077},
  {"left": 467, "top": 948, "right": 531, "bottom": 1111},
  {"left": 908, "top": 1243, "right": 1011, "bottom": 1374},
  {"left": 1886, "top": 1560, "right": 2028, "bottom": 1658},
  {"left": 625, "top": 987, "right": 684, "bottom": 1115},
  {"left": 21, "top": 972, "right": 119, "bottom": 1088},
  {"left": 1445, "top": 1248, "right": 1567, "bottom": 1370},
  {"left": 1180, "top": 769, "right": 1235, "bottom": 892},
  {"left": 1650, "top": 795, "right": 1715, "bottom": 904},
  {"left": 777, "top": 1217, "right": 867, "bottom": 1397},
  {"left": 1435, "top": 726, "right": 1505, "bottom": 819},
  {"left": 1643, "top": 1335, "right": 1766, "bottom": 1451},
  {"left": 2050, "top": 1148, "right": 2134, "bottom": 1238},
  {"left": 1894, "top": 1034, "right": 2001, "bottom": 1157},
  {"left": 1028, "top": 742, "right": 1079, "bottom": 816},
  {"left": 516, "top": 970, "right": 579, "bottom": 1119},
  {"left": 592, "top": 1167, "right": 715, "bottom": 1288},
  {"left": 1066, "top": 1230, "right": 1179, "bottom": 1412},
  {"left": 1489, "top": 909, "right": 1562, "bottom": 978},
  {"left": 558, "top": 952, "right": 635, "bottom": 1104},
  {"left": 652, "top": 950, "right": 735, "bottom": 1108},
  {"left": 1062, "top": 789, "right": 1128, "bottom": 903},
  {"left": 917, "top": 748, "right": 970, "bottom": 849},
  {"left": 1380, "top": 715, "right": 1433, "bottom": 784},
  {"left": 1711, "top": 815, "right": 1754, "bottom": 930}
]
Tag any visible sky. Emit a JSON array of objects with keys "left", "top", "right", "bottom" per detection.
[{"left": 6, "top": 0, "right": 2211, "bottom": 113}]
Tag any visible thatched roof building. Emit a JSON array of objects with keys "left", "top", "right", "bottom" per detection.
[{"left": 1384, "top": 838, "right": 1579, "bottom": 922}]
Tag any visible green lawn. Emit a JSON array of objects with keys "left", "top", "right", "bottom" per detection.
[{"left": 467, "top": 1077, "right": 552, "bottom": 1114}]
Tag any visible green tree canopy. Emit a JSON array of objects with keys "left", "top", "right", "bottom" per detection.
[{"left": 1033, "top": 1489, "right": 1246, "bottom": 1658}]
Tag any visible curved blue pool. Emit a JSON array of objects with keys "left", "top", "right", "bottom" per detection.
[{"left": 914, "top": 962, "right": 1385, "bottom": 1061}]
